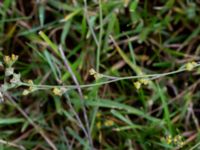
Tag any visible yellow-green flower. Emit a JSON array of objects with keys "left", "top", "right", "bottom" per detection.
[
  {"left": 104, "top": 120, "right": 114, "bottom": 127},
  {"left": 139, "top": 79, "right": 149, "bottom": 85},
  {"left": 28, "top": 80, "right": 34, "bottom": 85},
  {"left": 3, "top": 54, "right": 18, "bottom": 66},
  {"left": 94, "top": 73, "right": 103, "bottom": 80},
  {"left": 96, "top": 122, "right": 102, "bottom": 129},
  {"left": 89, "top": 68, "right": 103, "bottom": 80},
  {"left": 96, "top": 112, "right": 101, "bottom": 118},
  {"left": 22, "top": 89, "right": 30, "bottom": 96},
  {"left": 89, "top": 68, "right": 96, "bottom": 75},
  {"left": 185, "top": 61, "right": 197, "bottom": 71},
  {"left": 134, "top": 81, "right": 141, "bottom": 89},
  {"left": 3, "top": 56, "right": 11, "bottom": 65},
  {"left": 166, "top": 135, "right": 172, "bottom": 144},
  {"left": 11, "top": 54, "right": 18, "bottom": 62},
  {"left": 164, "top": 134, "right": 184, "bottom": 147},
  {"left": 52, "top": 87, "right": 62, "bottom": 96},
  {"left": 134, "top": 78, "right": 150, "bottom": 89}
]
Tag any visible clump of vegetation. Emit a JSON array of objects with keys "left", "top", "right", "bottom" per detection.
[{"left": 0, "top": 0, "right": 200, "bottom": 149}]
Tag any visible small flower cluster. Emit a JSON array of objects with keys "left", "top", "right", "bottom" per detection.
[
  {"left": 96, "top": 112, "right": 115, "bottom": 129},
  {"left": 1, "top": 54, "right": 68, "bottom": 97},
  {"left": 52, "top": 87, "right": 67, "bottom": 96},
  {"left": 22, "top": 80, "right": 35, "bottom": 96},
  {"left": 104, "top": 120, "right": 114, "bottom": 127},
  {"left": 52, "top": 87, "right": 62, "bottom": 96},
  {"left": 0, "top": 54, "right": 20, "bottom": 102},
  {"left": 96, "top": 112, "right": 102, "bottom": 129},
  {"left": 2, "top": 54, "right": 21, "bottom": 88},
  {"left": 89, "top": 68, "right": 103, "bottom": 80},
  {"left": 4, "top": 54, "right": 18, "bottom": 67},
  {"left": 165, "top": 134, "right": 184, "bottom": 148},
  {"left": 134, "top": 78, "right": 149, "bottom": 90},
  {"left": 185, "top": 61, "right": 198, "bottom": 71}
]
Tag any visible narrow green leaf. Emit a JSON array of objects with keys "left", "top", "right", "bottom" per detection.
[
  {"left": 39, "top": 4, "right": 45, "bottom": 26},
  {"left": 38, "top": 31, "right": 59, "bottom": 55},
  {"left": 130, "top": 0, "right": 139, "bottom": 12},
  {"left": 0, "top": 118, "right": 24, "bottom": 125}
]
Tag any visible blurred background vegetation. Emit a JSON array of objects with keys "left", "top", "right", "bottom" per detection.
[{"left": 1, "top": 0, "right": 200, "bottom": 149}]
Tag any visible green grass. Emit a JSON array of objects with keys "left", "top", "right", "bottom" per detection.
[{"left": 0, "top": 0, "right": 200, "bottom": 149}]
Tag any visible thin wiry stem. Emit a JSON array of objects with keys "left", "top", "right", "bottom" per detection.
[
  {"left": 64, "top": 93, "right": 89, "bottom": 140},
  {"left": 58, "top": 45, "right": 94, "bottom": 150},
  {"left": 20, "top": 63, "right": 200, "bottom": 91},
  {"left": 96, "top": 0, "right": 103, "bottom": 72},
  {"left": 89, "top": 0, "right": 103, "bottom": 139}
]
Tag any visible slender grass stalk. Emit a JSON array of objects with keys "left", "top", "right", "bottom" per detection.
[
  {"left": 96, "top": 0, "right": 103, "bottom": 72},
  {"left": 89, "top": 0, "right": 103, "bottom": 141},
  {"left": 58, "top": 46, "right": 94, "bottom": 150},
  {"left": 83, "top": 0, "right": 99, "bottom": 48}
]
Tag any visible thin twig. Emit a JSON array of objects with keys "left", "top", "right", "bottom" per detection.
[
  {"left": 58, "top": 45, "right": 94, "bottom": 150},
  {"left": 64, "top": 93, "right": 89, "bottom": 139}
]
